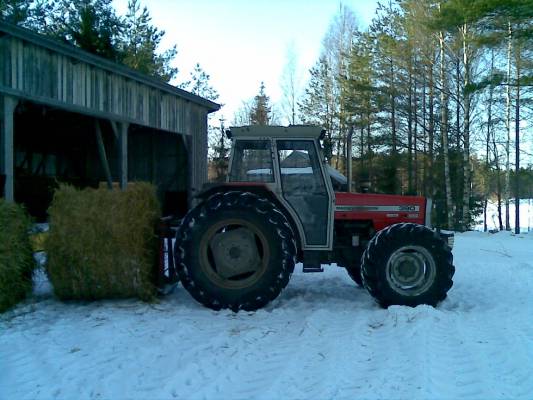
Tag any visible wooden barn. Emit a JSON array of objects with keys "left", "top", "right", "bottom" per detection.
[{"left": 0, "top": 21, "right": 220, "bottom": 220}]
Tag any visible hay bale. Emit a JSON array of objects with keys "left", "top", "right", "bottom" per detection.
[
  {"left": 46, "top": 183, "right": 161, "bottom": 301},
  {"left": 0, "top": 200, "right": 34, "bottom": 313}
]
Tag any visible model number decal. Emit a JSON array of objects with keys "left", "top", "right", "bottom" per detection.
[
  {"left": 335, "top": 205, "right": 420, "bottom": 212},
  {"left": 399, "top": 205, "right": 419, "bottom": 212}
]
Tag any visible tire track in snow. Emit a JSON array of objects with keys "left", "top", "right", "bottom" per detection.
[
  {"left": 251, "top": 273, "right": 372, "bottom": 399},
  {"left": 468, "top": 311, "right": 533, "bottom": 399},
  {"left": 189, "top": 271, "right": 367, "bottom": 399},
  {"left": 423, "top": 312, "right": 490, "bottom": 399},
  {"left": 185, "top": 306, "right": 336, "bottom": 399},
  {"left": 253, "top": 309, "right": 356, "bottom": 399},
  {"left": 352, "top": 307, "right": 436, "bottom": 399}
]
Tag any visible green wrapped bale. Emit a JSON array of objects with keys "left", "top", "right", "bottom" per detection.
[
  {"left": 46, "top": 183, "right": 161, "bottom": 301},
  {"left": 0, "top": 200, "right": 34, "bottom": 313}
]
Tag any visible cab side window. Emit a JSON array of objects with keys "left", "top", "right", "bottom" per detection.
[{"left": 229, "top": 140, "right": 274, "bottom": 183}]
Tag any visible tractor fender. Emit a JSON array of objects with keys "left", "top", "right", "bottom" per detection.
[{"left": 195, "top": 183, "right": 304, "bottom": 255}]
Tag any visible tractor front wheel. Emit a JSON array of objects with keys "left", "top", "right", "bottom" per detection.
[
  {"left": 361, "top": 223, "right": 454, "bottom": 307},
  {"left": 175, "top": 191, "right": 296, "bottom": 312}
]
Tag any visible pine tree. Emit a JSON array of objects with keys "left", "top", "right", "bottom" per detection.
[
  {"left": 300, "top": 57, "right": 335, "bottom": 162},
  {"left": 210, "top": 117, "right": 229, "bottom": 182},
  {"left": 183, "top": 63, "right": 219, "bottom": 101},
  {"left": 250, "top": 82, "right": 272, "bottom": 126},
  {"left": 0, "top": 0, "right": 30, "bottom": 25},
  {"left": 43, "top": 0, "right": 123, "bottom": 60},
  {"left": 120, "top": 0, "right": 178, "bottom": 82}
]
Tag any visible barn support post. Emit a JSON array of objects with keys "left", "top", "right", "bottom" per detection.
[
  {"left": 0, "top": 95, "right": 17, "bottom": 202},
  {"left": 186, "top": 134, "right": 194, "bottom": 208},
  {"left": 118, "top": 122, "right": 128, "bottom": 190},
  {"left": 110, "top": 120, "right": 128, "bottom": 190},
  {"left": 95, "top": 120, "right": 113, "bottom": 190}
]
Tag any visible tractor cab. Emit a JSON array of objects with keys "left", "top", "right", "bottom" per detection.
[{"left": 227, "top": 126, "right": 334, "bottom": 250}]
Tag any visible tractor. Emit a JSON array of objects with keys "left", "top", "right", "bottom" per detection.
[{"left": 174, "top": 125, "right": 455, "bottom": 311}]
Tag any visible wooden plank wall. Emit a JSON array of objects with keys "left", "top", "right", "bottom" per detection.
[
  {"left": 189, "top": 104, "right": 209, "bottom": 201},
  {"left": 0, "top": 33, "right": 211, "bottom": 199},
  {"left": 0, "top": 35, "right": 206, "bottom": 137}
]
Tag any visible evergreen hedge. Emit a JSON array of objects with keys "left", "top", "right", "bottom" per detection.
[
  {"left": 45, "top": 183, "right": 161, "bottom": 301},
  {"left": 0, "top": 200, "right": 34, "bottom": 313}
]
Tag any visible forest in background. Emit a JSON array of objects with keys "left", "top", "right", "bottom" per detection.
[
  {"left": 2, "top": 0, "right": 533, "bottom": 232},
  {"left": 228, "top": 0, "right": 533, "bottom": 232}
]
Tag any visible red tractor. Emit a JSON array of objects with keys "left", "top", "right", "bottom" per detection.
[{"left": 174, "top": 126, "right": 454, "bottom": 311}]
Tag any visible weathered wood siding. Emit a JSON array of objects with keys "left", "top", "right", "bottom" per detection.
[
  {"left": 0, "top": 35, "right": 207, "bottom": 135},
  {"left": 0, "top": 23, "right": 219, "bottom": 202},
  {"left": 188, "top": 105, "right": 209, "bottom": 200}
]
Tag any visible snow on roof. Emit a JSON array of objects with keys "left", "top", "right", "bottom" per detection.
[
  {"left": 247, "top": 165, "right": 347, "bottom": 183},
  {"left": 326, "top": 165, "right": 347, "bottom": 184}
]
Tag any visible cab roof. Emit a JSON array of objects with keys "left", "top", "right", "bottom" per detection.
[{"left": 229, "top": 125, "right": 325, "bottom": 139}]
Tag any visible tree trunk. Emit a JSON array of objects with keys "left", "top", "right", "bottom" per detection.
[
  {"left": 461, "top": 23, "right": 471, "bottom": 231},
  {"left": 422, "top": 76, "right": 427, "bottom": 195},
  {"left": 347, "top": 125, "right": 353, "bottom": 193},
  {"left": 514, "top": 44, "right": 521, "bottom": 234},
  {"left": 440, "top": 30, "right": 453, "bottom": 230},
  {"left": 413, "top": 75, "right": 418, "bottom": 194},
  {"left": 390, "top": 57, "right": 398, "bottom": 194},
  {"left": 367, "top": 112, "right": 372, "bottom": 186},
  {"left": 504, "top": 21, "right": 512, "bottom": 231},
  {"left": 455, "top": 56, "right": 462, "bottom": 228},
  {"left": 428, "top": 63, "right": 435, "bottom": 199},
  {"left": 491, "top": 123, "right": 504, "bottom": 231},
  {"left": 408, "top": 59, "right": 413, "bottom": 194}
]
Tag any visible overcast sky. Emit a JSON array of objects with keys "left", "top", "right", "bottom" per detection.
[{"left": 113, "top": 0, "right": 379, "bottom": 125}]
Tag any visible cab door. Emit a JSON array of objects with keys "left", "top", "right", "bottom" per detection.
[{"left": 275, "top": 139, "right": 333, "bottom": 249}]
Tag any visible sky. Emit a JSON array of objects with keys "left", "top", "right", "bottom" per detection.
[{"left": 113, "top": 0, "right": 379, "bottom": 126}]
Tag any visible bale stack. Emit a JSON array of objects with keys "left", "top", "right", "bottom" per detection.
[
  {"left": 0, "top": 200, "right": 34, "bottom": 313},
  {"left": 46, "top": 183, "right": 161, "bottom": 301}
]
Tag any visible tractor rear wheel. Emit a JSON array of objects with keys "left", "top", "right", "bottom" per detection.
[
  {"left": 175, "top": 191, "right": 296, "bottom": 312},
  {"left": 361, "top": 223, "right": 454, "bottom": 307}
]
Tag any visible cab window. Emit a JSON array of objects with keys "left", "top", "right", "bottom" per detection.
[{"left": 229, "top": 140, "right": 274, "bottom": 183}]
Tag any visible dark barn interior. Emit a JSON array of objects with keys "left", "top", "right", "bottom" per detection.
[{"left": 12, "top": 102, "right": 190, "bottom": 220}]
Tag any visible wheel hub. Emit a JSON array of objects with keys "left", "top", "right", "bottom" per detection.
[
  {"left": 209, "top": 227, "right": 261, "bottom": 279},
  {"left": 386, "top": 245, "right": 436, "bottom": 296}
]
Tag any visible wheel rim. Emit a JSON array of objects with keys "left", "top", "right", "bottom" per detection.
[
  {"left": 199, "top": 218, "right": 270, "bottom": 289},
  {"left": 385, "top": 245, "right": 436, "bottom": 297}
]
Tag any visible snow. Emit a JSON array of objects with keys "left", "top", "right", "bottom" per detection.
[
  {"left": 2, "top": 232, "right": 533, "bottom": 399},
  {"left": 246, "top": 165, "right": 348, "bottom": 184},
  {"left": 325, "top": 164, "right": 348, "bottom": 184},
  {"left": 247, "top": 167, "right": 313, "bottom": 175},
  {"left": 475, "top": 199, "right": 533, "bottom": 233}
]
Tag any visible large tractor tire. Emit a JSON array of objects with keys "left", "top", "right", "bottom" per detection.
[
  {"left": 361, "top": 223, "right": 454, "bottom": 308},
  {"left": 175, "top": 191, "right": 296, "bottom": 312}
]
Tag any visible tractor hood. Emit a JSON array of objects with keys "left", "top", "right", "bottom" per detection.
[{"left": 334, "top": 192, "right": 429, "bottom": 231}]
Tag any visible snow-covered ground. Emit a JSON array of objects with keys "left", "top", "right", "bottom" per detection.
[
  {"left": 1, "top": 232, "right": 533, "bottom": 400},
  {"left": 475, "top": 199, "right": 533, "bottom": 233}
]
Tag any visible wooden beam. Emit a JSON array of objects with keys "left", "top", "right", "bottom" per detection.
[
  {"left": 0, "top": 95, "right": 17, "bottom": 202},
  {"left": 95, "top": 120, "right": 113, "bottom": 190},
  {"left": 109, "top": 120, "right": 119, "bottom": 140},
  {"left": 119, "top": 122, "right": 128, "bottom": 190}
]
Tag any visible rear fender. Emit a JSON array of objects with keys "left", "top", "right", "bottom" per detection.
[{"left": 196, "top": 183, "right": 304, "bottom": 254}]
